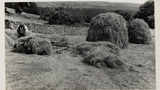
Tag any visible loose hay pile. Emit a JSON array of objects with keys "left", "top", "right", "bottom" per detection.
[
  {"left": 74, "top": 42, "right": 129, "bottom": 71},
  {"left": 5, "top": 34, "right": 15, "bottom": 49},
  {"left": 86, "top": 12, "right": 128, "bottom": 49},
  {"left": 5, "top": 28, "right": 69, "bottom": 47},
  {"left": 34, "top": 34, "right": 70, "bottom": 47},
  {"left": 13, "top": 35, "right": 53, "bottom": 55},
  {"left": 5, "top": 29, "right": 18, "bottom": 40},
  {"left": 128, "top": 19, "right": 152, "bottom": 44}
]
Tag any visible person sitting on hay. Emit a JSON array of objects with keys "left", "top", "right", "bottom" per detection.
[{"left": 17, "top": 24, "right": 29, "bottom": 38}]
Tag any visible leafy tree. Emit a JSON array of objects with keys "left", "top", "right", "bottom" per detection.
[{"left": 134, "top": 0, "right": 154, "bottom": 28}]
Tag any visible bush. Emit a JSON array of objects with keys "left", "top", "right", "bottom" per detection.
[
  {"left": 49, "top": 10, "right": 73, "bottom": 25},
  {"left": 86, "top": 12, "right": 128, "bottom": 49},
  {"left": 73, "top": 42, "right": 128, "bottom": 71},
  {"left": 128, "top": 19, "right": 152, "bottom": 44},
  {"left": 48, "top": 7, "right": 85, "bottom": 25},
  {"left": 134, "top": 0, "right": 154, "bottom": 29},
  {"left": 83, "top": 8, "right": 110, "bottom": 23},
  {"left": 114, "top": 10, "right": 134, "bottom": 23},
  {"left": 15, "top": 5, "right": 23, "bottom": 14},
  {"left": 13, "top": 35, "right": 53, "bottom": 55},
  {"left": 5, "top": 2, "right": 39, "bottom": 15},
  {"left": 22, "top": 2, "right": 40, "bottom": 15}
]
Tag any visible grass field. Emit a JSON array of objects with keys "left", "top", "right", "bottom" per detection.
[
  {"left": 6, "top": 35, "right": 155, "bottom": 89},
  {"left": 5, "top": 11, "right": 156, "bottom": 89}
]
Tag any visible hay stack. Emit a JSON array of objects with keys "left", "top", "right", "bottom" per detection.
[
  {"left": 13, "top": 35, "right": 53, "bottom": 55},
  {"left": 129, "top": 19, "right": 152, "bottom": 44},
  {"left": 74, "top": 42, "right": 128, "bottom": 71},
  {"left": 86, "top": 12, "right": 128, "bottom": 49},
  {"left": 5, "top": 34, "right": 15, "bottom": 49}
]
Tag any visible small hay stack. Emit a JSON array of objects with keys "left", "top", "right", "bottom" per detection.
[
  {"left": 13, "top": 35, "right": 53, "bottom": 55},
  {"left": 5, "top": 34, "right": 15, "bottom": 49},
  {"left": 128, "top": 19, "right": 152, "bottom": 44},
  {"left": 86, "top": 12, "right": 128, "bottom": 49},
  {"left": 74, "top": 42, "right": 129, "bottom": 71}
]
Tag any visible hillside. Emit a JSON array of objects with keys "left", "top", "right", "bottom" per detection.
[{"left": 36, "top": 1, "right": 141, "bottom": 10}]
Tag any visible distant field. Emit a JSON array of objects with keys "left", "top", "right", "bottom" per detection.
[{"left": 36, "top": 1, "right": 140, "bottom": 11}]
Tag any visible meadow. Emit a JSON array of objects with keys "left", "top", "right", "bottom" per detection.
[
  {"left": 5, "top": 2, "right": 155, "bottom": 89},
  {"left": 5, "top": 17, "right": 155, "bottom": 90}
]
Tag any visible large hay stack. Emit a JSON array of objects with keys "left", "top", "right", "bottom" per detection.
[
  {"left": 86, "top": 12, "right": 128, "bottom": 49},
  {"left": 74, "top": 42, "right": 129, "bottom": 71},
  {"left": 13, "top": 35, "right": 53, "bottom": 55},
  {"left": 129, "top": 19, "right": 152, "bottom": 44}
]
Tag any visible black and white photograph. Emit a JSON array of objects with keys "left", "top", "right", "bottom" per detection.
[{"left": 2, "top": 0, "right": 158, "bottom": 89}]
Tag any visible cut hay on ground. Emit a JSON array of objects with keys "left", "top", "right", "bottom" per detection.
[
  {"left": 13, "top": 35, "right": 53, "bottom": 55},
  {"left": 5, "top": 34, "right": 15, "bottom": 49},
  {"left": 128, "top": 19, "right": 152, "bottom": 44},
  {"left": 5, "top": 28, "right": 70, "bottom": 49},
  {"left": 73, "top": 42, "right": 128, "bottom": 71},
  {"left": 5, "top": 29, "right": 18, "bottom": 40},
  {"left": 34, "top": 34, "right": 70, "bottom": 47},
  {"left": 86, "top": 12, "right": 128, "bottom": 49},
  {"left": 5, "top": 29, "right": 33, "bottom": 40}
]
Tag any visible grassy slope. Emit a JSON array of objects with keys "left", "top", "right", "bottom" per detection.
[{"left": 5, "top": 15, "right": 47, "bottom": 25}]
